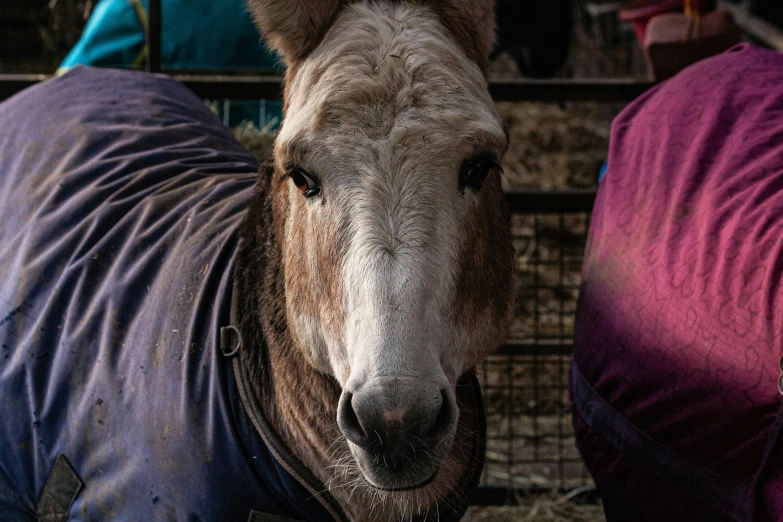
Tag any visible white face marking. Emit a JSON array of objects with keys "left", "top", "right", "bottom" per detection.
[{"left": 276, "top": 2, "right": 512, "bottom": 389}]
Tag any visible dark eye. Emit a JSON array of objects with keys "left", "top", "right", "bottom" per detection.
[
  {"left": 459, "top": 156, "right": 501, "bottom": 191},
  {"left": 288, "top": 168, "right": 320, "bottom": 197}
]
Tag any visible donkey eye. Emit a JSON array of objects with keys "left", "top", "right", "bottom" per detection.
[
  {"left": 288, "top": 168, "right": 320, "bottom": 198},
  {"left": 459, "top": 156, "right": 501, "bottom": 191}
]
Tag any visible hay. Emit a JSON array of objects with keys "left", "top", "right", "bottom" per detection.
[
  {"left": 498, "top": 101, "right": 620, "bottom": 191},
  {"left": 464, "top": 493, "right": 606, "bottom": 522},
  {"left": 232, "top": 121, "right": 276, "bottom": 163}
]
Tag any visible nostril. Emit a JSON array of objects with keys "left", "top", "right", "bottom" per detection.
[
  {"left": 425, "top": 389, "right": 455, "bottom": 441},
  {"left": 426, "top": 390, "right": 456, "bottom": 439},
  {"left": 337, "top": 391, "right": 369, "bottom": 448}
]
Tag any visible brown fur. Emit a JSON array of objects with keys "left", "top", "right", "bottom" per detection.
[
  {"left": 236, "top": 169, "right": 484, "bottom": 521},
  {"left": 274, "top": 166, "right": 346, "bottom": 346},
  {"left": 418, "top": 0, "right": 497, "bottom": 71},
  {"left": 247, "top": 0, "right": 342, "bottom": 62},
  {"left": 237, "top": 1, "right": 507, "bottom": 519},
  {"left": 248, "top": 0, "right": 496, "bottom": 71},
  {"left": 236, "top": 167, "right": 338, "bottom": 471},
  {"left": 270, "top": 139, "right": 346, "bottom": 367},
  {"left": 454, "top": 173, "right": 515, "bottom": 368}
]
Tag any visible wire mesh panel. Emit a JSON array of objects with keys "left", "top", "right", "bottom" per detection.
[{"left": 477, "top": 203, "right": 594, "bottom": 503}]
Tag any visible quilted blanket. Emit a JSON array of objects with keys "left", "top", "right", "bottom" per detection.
[
  {"left": 0, "top": 66, "right": 338, "bottom": 522},
  {"left": 571, "top": 44, "right": 783, "bottom": 522}
]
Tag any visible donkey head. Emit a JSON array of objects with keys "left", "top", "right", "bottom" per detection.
[{"left": 249, "top": 0, "right": 514, "bottom": 492}]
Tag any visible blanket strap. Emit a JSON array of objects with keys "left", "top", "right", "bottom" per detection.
[
  {"left": 746, "top": 401, "right": 783, "bottom": 521},
  {"left": 570, "top": 361, "right": 751, "bottom": 520},
  {"left": 36, "top": 455, "right": 83, "bottom": 522},
  {"left": 227, "top": 278, "right": 349, "bottom": 522}
]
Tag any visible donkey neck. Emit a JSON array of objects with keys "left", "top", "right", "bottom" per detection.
[
  {"left": 234, "top": 168, "right": 483, "bottom": 521},
  {"left": 235, "top": 169, "right": 385, "bottom": 520},
  {"left": 234, "top": 167, "right": 341, "bottom": 481}
]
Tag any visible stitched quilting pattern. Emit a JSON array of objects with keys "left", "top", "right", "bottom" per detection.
[{"left": 573, "top": 44, "right": 783, "bottom": 517}]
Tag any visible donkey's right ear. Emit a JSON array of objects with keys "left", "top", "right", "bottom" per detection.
[{"left": 247, "top": 0, "right": 342, "bottom": 64}]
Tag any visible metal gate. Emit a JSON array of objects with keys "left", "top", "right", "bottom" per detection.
[{"left": 477, "top": 193, "right": 595, "bottom": 505}]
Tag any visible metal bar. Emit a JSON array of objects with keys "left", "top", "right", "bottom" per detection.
[
  {"left": 496, "top": 343, "right": 575, "bottom": 356},
  {"left": 178, "top": 76, "right": 653, "bottom": 102},
  {"left": 505, "top": 338, "right": 514, "bottom": 492},
  {"left": 473, "top": 486, "right": 514, "bottom": 506},
  {"left": 181, "top": 76, "right": 654, "bottom": 102},
  {"left": 489, "top": 78, "right": 653, "bottom": 102},
  {"left": 0, "top": 74, "right": 652, "bottom": 103},
  {"left": 0, "top": 74, "right": 48, "bottom": 100},
  {"left": 557, "top": 211, "right": 567, "bottom": 488},
  {"left": 720, "top": 1, "right": 783, "bottom": 51},
  {"left": 474, "top": 485, "right": 599, "bottom": 505},
  {"left": 175, "top": 74, "right": 285, "bottom": 100},
  {"left": 146, "top": 0, "right": 162, "bottom": 72},
  {"left": 505, "top": 189, "right": 597, "bottom": 214},
  {"left": 532, "top": 214, "right": 541, "bottom": 464}
]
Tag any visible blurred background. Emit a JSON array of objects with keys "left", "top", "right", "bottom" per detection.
[{"left": 4, "top": 1, "right": 780, "bottom": 75}]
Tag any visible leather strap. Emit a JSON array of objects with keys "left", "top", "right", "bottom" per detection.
[
  {"left": 227, "top": 277, "right": 349, "bottom": 522},
  {"left": 746, "top": 402, "right": 783, "bottom": 521},
  {"left": 225, "top": 275, "right": 488, "bottom": 522}
]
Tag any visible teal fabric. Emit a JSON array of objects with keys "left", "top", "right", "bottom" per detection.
[
  {"left": 60, "top": 0, "right": 146, "bottom": 69},
  {"left": 60, "top": 0, "right": 284, "bottom": 129},
  {"left": 61, "top": 0, "right": 282, "bottom": 71}
]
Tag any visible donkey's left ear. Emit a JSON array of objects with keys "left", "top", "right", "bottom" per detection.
[
  {"left": 436, "top": 0, "right": 496, "bottom": 71},
  {"left": 246, "top": 0, "right": 342, "bottom": 64}
]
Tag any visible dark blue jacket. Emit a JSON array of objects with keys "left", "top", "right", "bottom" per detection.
[{"left": 0, "top": 66, "right": 343, "bottom": 522}]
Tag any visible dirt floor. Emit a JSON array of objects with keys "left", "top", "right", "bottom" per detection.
[{"left": 464, "top": 496, "right": 606, "bottom": 522}]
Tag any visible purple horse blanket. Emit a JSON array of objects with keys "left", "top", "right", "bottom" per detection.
[
  {"left": 571, "top": 44, "right": 783, "bottom": 521},
  {"left": 0, "top": 66, "right": 342, "bottom": 522}
]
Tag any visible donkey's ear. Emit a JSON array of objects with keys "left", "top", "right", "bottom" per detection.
[
  {"left": 436, "top": 0, "right": 496, "bottom": 71},
  {"left": 247, "top": 0, "right": 342, "bottom": 64}
]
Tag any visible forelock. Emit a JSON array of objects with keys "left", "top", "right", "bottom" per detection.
[{"left": 279, "top": 2, "right": 498, "bottom": 145}]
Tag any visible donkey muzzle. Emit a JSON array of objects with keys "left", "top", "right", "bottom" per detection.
[{"left": 337, "top": 376, "right": 458, "bottom": 489}]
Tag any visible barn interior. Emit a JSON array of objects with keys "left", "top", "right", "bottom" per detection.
[{"left": 1, "top": 1, "right": 782, "bottom": 520}]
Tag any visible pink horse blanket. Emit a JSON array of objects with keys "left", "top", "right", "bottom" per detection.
[{"left": 571, "top": 44, "right": 783, "bottom": 522}]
